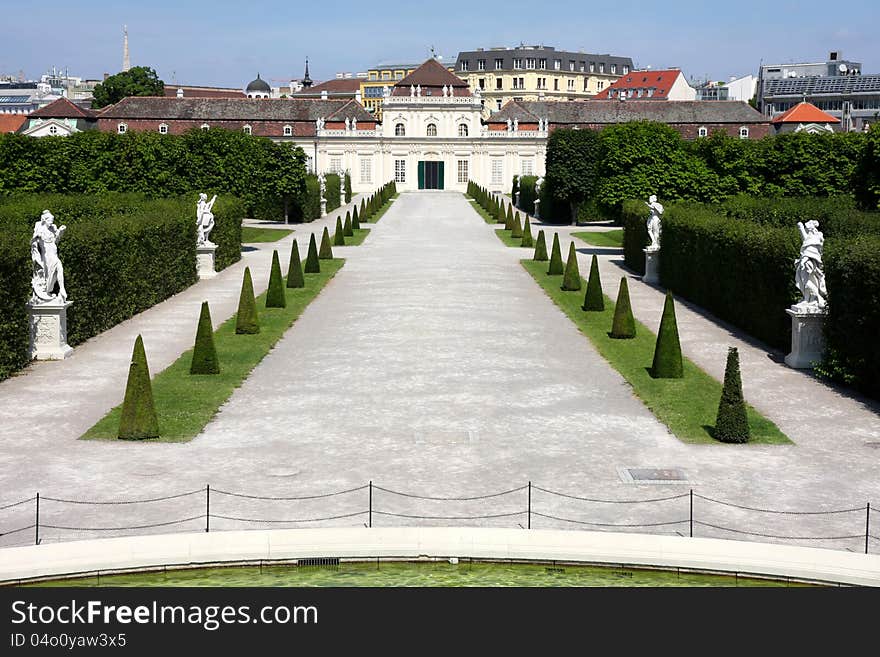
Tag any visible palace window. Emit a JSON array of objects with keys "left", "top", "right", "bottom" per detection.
[
  {"left": 395, "top": 123, "right": 405, "bottom": 136},
  {"left": 360, "top": 158, "right": 372, "bottom": 183},
  {"left": 526, "top": 58, "right": 535, "bottom": 69},
  {"left": 583, "top": 78, "right": 589, "bottom": 91},
  {"left": 330, "top": 157, "right": 342, "bottom": 173},
  {"left": 513, "top": 58, "right": 522, "bottom": 69},
  {"left": 201, "top": 123, "right": 209, "bottom": 131},
  {"left": 589, "top": 62, "right": 595, "bottom": 73},
  {"left": 554, "top": 59, "right": 561, "bottom": 70},
  {"left": 521, "top": 159, "right": 533, "bottom": 176},
  {"left": 426, "top": 123, "right": 437, "bottom": 136},
  {"left": 457, "top": 159, "right": 468, "bottom": 183},
  {"left": 117, "top": 123, "right": 127, "bottom": 134},
  {"left": 477, "top": 59, "right": 486, "bottom": 71},
  {"left": 512, "top": 77, "right": 524, "bottom": 90},
  {"left": 369, "top": 72, "right": 378, "bottom": 80},
  {"left": 478, "top": 78, "right": 485, "bottom": 89},
  {"left": 623, "top": 65, "right": 630, "bottom": 74},
  {"left": 739, "top": 126, "right": 749, "bottom": 139},
  {"left": 554, "top": 79, "right": 559, "bottom": 91},
  {"left": 382, "top": 71, "right": 391, "bottom": 80},
  {"left": 579, "top": 61, "right": 586, "bottom": 72},
  {"left": 395, "top": 71, "right": 404, "bottom": 80},
  {"left": 569, "top": 60, "right": 575, "bottom": 71},
  {"left": 599, "top": 63, "right": 605, "bottom": 74},
  {"left": 283, "top": 125, "right": 292, "bottom": 136},
  {"left": 458, "top": 123, "right": 468, "bottom": 137},
  {"left": 158, "top": 123, "right": 168, "bottom": 134},
  {"left": 537, "top": 77, "right": 546, "bottom": 90},
  {"left": 243, "top": 125, "right": 252, "bottom": 135},
  {"left": 491, "top": 158, "right": 503, "bottom": 185},
  {"left": 48, "top": 125, "right": 58, "bottom": 135},
  {"left": 496, "top": 99, "right": 502, "bottom": 110},
  {"left": 698, "top": 127, "right": 708, "bottom": 138},
  {"left": 567, "top": 79, "right": 575, "bottom": 90},
  {"left": 496, "top": 78, "right": 503, "bottom": 90},
  {"left": 539, "top": 58, "right": 546, "bottom": 70},
  {"left": 394, "top": 159, "right": 406, "bottom": 183},
  {"left": 598, "top": 81, "right": 605, "bottom": 90},
  {"left": 611, "top": 64, "right": 617, "bottom": 74},
  {"left": 461, "top": 60, "right": 469, "bottom": 72},
  {"left": 494, "top": 58, "right": 503, "bottom": 70}
]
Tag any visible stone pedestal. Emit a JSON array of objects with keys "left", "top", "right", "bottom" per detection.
[
  {"left": 643, "top": 248, "right": 660, "bottom": 285},
  {"left": 514, "top": 192, "right": 520, "bottom": 208},
  {"left": 785, "top": 307, "right": 827, "bottom": 369},
  {"left": 196, "top": 244, "right": 217, "bottom": 280},
  {"left": 28, "top": 300, "right": 73, "bottom": 360},
  {"left": 533, "top": 199, "right": 541, "bottom": 219},
  {"left": 339, "top": 190, "right": 345, "bottom": 207},
  {"left": 320, "top": 198, "right": 327, "bottom": 217}
]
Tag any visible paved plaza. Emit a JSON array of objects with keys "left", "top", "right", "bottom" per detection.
[{"left": 1, "top": 192, "right": 878, "bottom": 553}]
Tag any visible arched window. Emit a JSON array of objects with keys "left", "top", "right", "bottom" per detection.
[
  {"left": 283, "top": 125, "right": 292, "bottom": 136},
  {"left": 698, "top": 126, "right": 708, "bottom": 138},
  {"left": 395, "top": 123, "right": 405, "bottom": 136},
  {"left": 458, "top": 123, "right": 468, "bottom": 137},
  {"left": 739, "top": 126, "right": 749, "bottom": 139},
  {"left": 201, "top": 123, "right": 210, "bottom": 131},
  {"left": 48, "top": 125, "right": 58, "bottom": 135},
  {"left": 243, "top": 125, "right": 252, "bottom": 135},
  {"left": 426, "top": 123, "right": 437, "bottom": 136},
  {"left": 117, "top": 123, "right": 127, "bottom": 134}
]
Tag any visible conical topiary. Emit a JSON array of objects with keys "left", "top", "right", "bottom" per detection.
[
  {"left": 352, "top": 206, "right": 360, "bottom": 230},
  {"left": 190, "top": 301, "right": 219, "bottom": 375},
  {"left": 651, "top": 291, "right": 683, "bottom": 378},
  {"left": 505, "top": 204, "right": 514, "bottom": 230},
  {"left": 521, "top": 216, "right": 534, "bottom": 248},
  {"left": 304, "top": 233, "right": 320, "bottom": 273},
  {"left": 714, "top": 347, "right": 750, "bottom": 443},
  {"left": 235, "top": 266, "right": 260, "bottom": 334},
  {"left": 547, "top": 233, "right": 564, "bottom": 275},
  {"left": 287, "top": 239, "right": 305, "bottom": 288},
  {"left": 534, "top": 230, "right": 548, "bottom": 261},
  {"left": 333, "top": 217, "right": 345, "bottom": 246},
  {"left": 359, "top": 199, "right": 367, "bottom": 222},
  {"left": 118, "top": 335, "right": 159, "bottom": 440},
  {"left": 609, "top": 277, "right": 636, "bottom": 339},
  {"left": 511, "top": 213, "right": 523, "bottom": 239},
  {"left": 319, "top": 226, "right": 334, "bottom": 259},
  {"left": 343, "top": 211, "right": 353, "bottom": 237},
  {"left": 266, "top": 249, "right": 286, "bottom": 308},
  {"left": 582, "top": 254, "right": 604, "bottom": 311},
  {"left": 561, "top": 242, "right": 581, "bottom": 291}
]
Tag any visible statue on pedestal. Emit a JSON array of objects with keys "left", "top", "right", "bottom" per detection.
[
  {"left": 318, "top": 173, "right": 326, "bottom": 200},
  {"left": 30, "top": 210, "right": 67, "bottom": 303},
  {"left": 793, "top": 220, "right": 827, "bottom": 311},
  {"left": 645, "top": 195, "right": 664, "bottom": 250},
  {"left": 196, "top": 193, "right": 218, "bottom": 246}
]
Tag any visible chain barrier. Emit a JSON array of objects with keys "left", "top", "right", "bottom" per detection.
[
  {"left": 692, "top": 520, "right": 863, "bottom": 542},
  {"left": 533, "top": 486, "right": 688, "bottom": 504},
  {"left": 693, "top": 493, "right": 864, "bottom": 515},
  {"left": 372, "top": 485, "right": 527, "bottom": 501},
  {"left": 0, "top": 497, "right": 36, "bottom": 512},
  {"left": 41, "top": 489, "right": 205, "bottom": 505},
  {"left": 210, "top": 511, "right": 368, "bottom": 524},
  {"left": 211, "top": 485, "right": 369, "bottom": 501},
  {"left": 531, "top": 512, "right": 688, "bottom": 529},
  {"left": 40, "top": 516, "right": 205, "bottom": 532}
]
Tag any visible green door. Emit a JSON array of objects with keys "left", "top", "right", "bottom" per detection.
[
  {"left": 418, "top": 161, "right": 425, "bottom": 189},
  {"left": 438, "top": 162, "right": 444, "bottom": 190}
]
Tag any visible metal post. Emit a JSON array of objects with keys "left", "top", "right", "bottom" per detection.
[
  {"left": 527, "top": 481, "right": 531, "bottom": 529},
  {"left": 205, "top": 485, "right": 210, "bottom": 533},
  {"left": 35, "top": 493, "right": 40, "bottom": 546},
  {"left": 368, "top": 481, "right": 372, "bottom": 528},
  {"left": 867, "top": 503, "right": 871, "bottom": 555},
  {"left": 689, "top": 489, "right": 693, "bottom": 538}
]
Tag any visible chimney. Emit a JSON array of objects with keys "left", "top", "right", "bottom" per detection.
[{"left": 355, "top": 89, "right": 362, "bottom": 102}]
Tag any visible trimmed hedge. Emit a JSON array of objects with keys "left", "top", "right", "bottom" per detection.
[{"left": 621, "top": 199, "right": 650, "bottom": 275}]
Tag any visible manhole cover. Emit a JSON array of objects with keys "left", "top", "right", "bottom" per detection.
[{"left": 618, "top": 467, "right": 688, "bottom": 484}]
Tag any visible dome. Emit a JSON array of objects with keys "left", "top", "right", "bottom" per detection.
[{"left": 246, "top": 73, "right": 271, "bottom": 94}]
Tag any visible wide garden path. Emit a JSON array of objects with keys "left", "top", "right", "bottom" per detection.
[{"left": 1, "top": 191, "right": 878, "bottom": 556}]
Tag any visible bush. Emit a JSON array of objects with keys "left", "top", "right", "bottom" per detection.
[
  {"left": 651, "top": 292, "right": 683, "bottom": 378},
  {"left": 561, "top": 242, "right": 581, "bottom": 291},
  {"left": 621, "top": 198, "right": 650, "bottom": 274},
  {"left": 521, "top": 216, "right": 534, "bottom": 248},
  {"left": 304, "top": 233, "right": 320, "bottom": 273},
  {"left": 343, "top": 212, "right": 353, "bottom": 237},
  {"left": 235, "top": 267, "right": 260, "bottom": 334},
  {"left": 714, "top": 347, "right": 750, "bottom": 443},
  {"left": 352, "top": 207, "right": 360, "bottom": 230},
  {"left": 0, "top": 230, "right": 30, "bottom": 380},
  {"left": 190, "top": 301, "right": 220, "bottom": 375},
  {"left": 609, "top": 277, "right": 636, "bottom": 339},
  {"left": 855, "top": 126, "right": 880, "bottom": 211},
  {"left": 547, "top": 233, "right": 563, "bottom": 275},
  {"left": 319, "top": 226, "right": 333, "bottom": 259},
  {"left": 546, "top": 128, "right": 604, "bottom": 224},
  {"left": 325, "top": 173, "right": 342, "bottom": 213},
  {"left": 533, "top": 230, "right": 548, "bottom": 261},
  {"left": 583, "top": 255, "right": 604, "bottom": 311},
  {"left": 286, "top": 239, "right": 305, "bottom": 288},
  {"left": 518, "top": 175, "right": 538, "bottom": 215},
  {"left": 118, "top": 334, "right": 159, "bottom": 440},
  {"left": 511, "top": 175, "right": 519, "bottom": 199},
  {"left": 334, "top": 217, "right": 345, "bottom": 246},
  {"left": 265, "top": 250, "right": 286, "bottom": 308},
  {"left": 511, "top": 213, "right": 523, "bottom": 238},
  {"left": 344, "top": 171, "right": 352, "bottom": 203}
]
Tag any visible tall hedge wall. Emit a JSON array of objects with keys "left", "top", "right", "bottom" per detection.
[
  {"left": 621, "top": 199, "right": 650, "bottom": 275},
  {"left": 325, "top": 173, "right": 342, "bottom": 214},
  {"left": 0, "top": 230, "right": 31, "bottom": 380}
]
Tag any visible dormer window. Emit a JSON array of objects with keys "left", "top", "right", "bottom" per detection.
[
  {"left": 283, "top": 125, "right": 292, "bottom": 136},
  {"left": 698, "top": 127, "right": 708, "bottom": 137},
  {"left": 243, "top": 125, "right": 252, "bottom": 135},
  {"left": 158, "top": 123, "right": 168, "bottom": 134},
  {"left": 117, "top": 123, "right": 127, "bottom": 134},
  {"left": 201, "top": 123, "right": 210, "bottom": 131},
  {"left": 426, "top": 123, "right": 437, "bottom": 136},
  {"left": 739, "top": 126, "right": 749, "bottom": 139}
]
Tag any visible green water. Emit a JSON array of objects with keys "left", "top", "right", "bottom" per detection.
[{"left": 28, "top": 561, "right": 813, "bottom": 587}]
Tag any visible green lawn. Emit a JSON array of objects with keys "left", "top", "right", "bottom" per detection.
[
  {"left": 241, "top": 226, "right": 294, "bottom": 243},
  {"left": 521, "top": 260, "right": 790, "bottom": 445},
  {"left": 572, "top": 230, "right": 623, "bottom": 249},
  {"left": 467, "top": 197, "right": 504, "bottom": 225},
  {"left": 338, "top": 228, "right": 371, "bottom": 246},
  {"left": 82, "top": 260, "right": 345, "bottom": 443},
  {"left": 365, "top": 193, "right": 398, "bottom": 223},
  {"left": 495, "top": 228, "right": 531, "bottom": 248}
]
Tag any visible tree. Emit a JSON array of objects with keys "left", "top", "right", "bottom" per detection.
[
  {"left": 235, "top": 267, "right": 260, "bottom": 334},
  {"left": 91, "top": 66, "right": 165, "bottom": 109},
  {"left": 190, "top": 301, "right": 220, "bottom": 375},
  {"left": 319, "top": 226, "right": 334, "bottom": 258},
  {"left": 545, "top": 128, "right": 605, "bottom": 224},
  {"left": 265, "top": 250, "right": 286, "bottom": 308},
  {"left": 118, "top": 335, "right": 159, "bottom": 439},
  {"left": 609, "top": 277, "right": 636, "bottom": 339},
  {"left": 561, "top": 242, "right": 581, "bottom": 291},
  {"left": 262, "top": 141, "right": 307, "bottom": 223},
  {"left": 714, "top": 347, "right": 750, "bottom": 443},
  {"left": 548, "top": 233, "right": 564, "bottom": 275},
  {"left": 533, "top": 230, "right": 548, "bottom": 261},
  {"left": 304, "top": 233, "right": 321, "bottom": 273},
  {"left": 286, "top": 239, "right": 305, "bottom": 288},
  {"left": 651, "top": 291, "right": 683, "bottom": 378},
  {"left": 582, "top": 255, "right": 604, "bottom": 311}
]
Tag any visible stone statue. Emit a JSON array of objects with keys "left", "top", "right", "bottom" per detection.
[
  {"left": 345, "top": 117, "right": 351, "bottom": 131},
  {"left": 383, "top": 86, "right": 391, "bottom": 98},
  {"left": 534, "top": 176, "right": 543, "bottom": 195},
  {"left": 410, "top": 84, "right": 415, "bottom": 97},
  {"left": 645, "top": 194, "right": 664, "bottom": 250},
  {"left": 794, "top": 220, "right": 827, "bottom": 310},
  {"left": 196, "top": 193, "right": 218, "bottom": 246},
  {"left": 513, "top": 118, "right": 518, "bottom": 132},
  {"left": 318, "top": 173, "right": 326, "bottom": 199},
  {"left": 316, "top": 117, "right": 325, "bottom": 131},
  {"left": 30, "top": 210, "right": 67, "bottom": 303},
  {"left": 352, "top": 118, "right": 357, "bottom": 131},
  {"left": 416, "top": 84, "right": 421, "bottom": 97},
  {"left": 507, "top": 118, "right": 512, "bottom": 132}
]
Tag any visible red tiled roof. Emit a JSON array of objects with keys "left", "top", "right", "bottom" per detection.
[
  {"left": 392, "top": 58, "right": 469, "bottom": 96},
  {"left": 164, "top": 85, "right": 245, "bottom": 99},
  {"left": 28, "top": 97, "right": 93, "bottom": 119},
  {"left": 594, "top": 69, "right": 684, "bottom": 100},
  {"left": 0, "top": 114, "right": 26, "bottom": 133},
  {"left": 296, "top": 79, "right": 362, "bottom": 95},
  {"left": 770, "top": 101, "right": 840, "bottom": 124}
]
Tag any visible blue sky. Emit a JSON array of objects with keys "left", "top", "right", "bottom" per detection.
[{"left": 3, "top": 0, "right": 877, "bottom": 88}]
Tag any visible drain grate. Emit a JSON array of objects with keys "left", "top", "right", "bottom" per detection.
[
  {"left": 297, "top": 557, "right": 340, "bottom": 567},
  {"left": 865, "top": 442, "right": 880, "bottom": 449},
  {"left": 618, "top": 467, "right": 689, "bottom": 484}
]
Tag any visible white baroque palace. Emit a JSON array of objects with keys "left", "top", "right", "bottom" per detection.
[{"left": 293, "top": 59, "right": 546, "bottom": 192}]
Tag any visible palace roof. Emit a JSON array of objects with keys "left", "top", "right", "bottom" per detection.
[
  {"left": 28, "top": 97, "right": 94, "bottom": 119},
  {"left": 594, "top": 69, "right": 685, "bottom": 100},
  {"left": 99, "top": 97, "right": 374, "bottom": 122},
  {"left": 487, "top": 100, "right": 767, "bottom": 125},
  {"left": 392, "top": 59, "right": 471, "bottom": 96}
]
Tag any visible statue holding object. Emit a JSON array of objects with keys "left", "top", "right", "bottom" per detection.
[
  {"left": 196, "top": 193, "right": 218, "bottom": 247},
  {"left": 645, "top": 194, "right": 664, "bottom": 251},
  {"left": 793, "top": 220, "right": 827, "bottom": 311},
  {"left": 31, "top": 210, "right": 67, "bottom": 303}
]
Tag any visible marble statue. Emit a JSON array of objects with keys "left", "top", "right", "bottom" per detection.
[
  {"left": 645, "top": 194, "right": 664, "bottom": 250},
  {"left": 316, "top": 117, "right": 325, "bottom": 131},
  {"left": 794, "top": 220, "right": 827, "bottom": 310},
  {"left": 534, "top": 176, "right": 543, "bottom": 195},
  {"left": 318, "top": 173, "right": 326, "bottom": 199},
  {"left": 506, "top": 118, "right": 512, "bottom": 132},
  {"left": 416, "top": 84, "right": 421, "bottom": 97},
  {"left": 30, "top": 210, "right": 67, "bottom": 303},
  {"left": 410, "top": 84, "right": 415, "bottom": 97},
  {"left": 513, "top": 118, "right": 518, "bottom": 132},
  {"left": 351, "top": 118, "right": 357, "bottom": 131},
  {"left": 196, "top": 193, "right": 218, "bottom": 247},
  {"left": 383, "top": 86, "right": 391, "bottom": 98}
]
